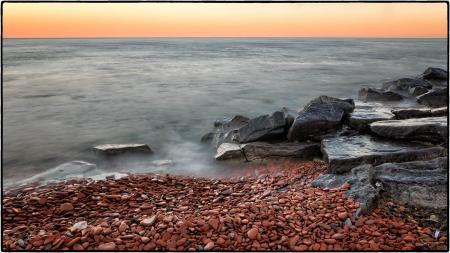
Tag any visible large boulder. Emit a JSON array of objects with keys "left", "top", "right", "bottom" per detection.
[
  {"left": 370, "top": 117, "right": 447, "bottom": 144},
  {"left": 241, "top": 141, "right": 321, "bottom": 161},
  {"left": 417, "top": 88, "right": 448, "bottom": 108},
  {"left": 421, "top": 67, "right": 448, "bottom": 81},
  {"left": 358, "top": 87, "right": 403, "bottom": 102},
  {"left": 236, "top": 111, "right": 287, "bottom": 143},
  {"left": 287, "top": 96, "right": 355, "bottom": 141},
  {"left": 382, "top": 78, "right": 432, "bottom": 95},
  {"left": 348, "top": 103, "right": 394, "bottom": 131},
  {"left": 371, "top": 157, "right": 448, "bottom": 210},
  {"left": 321, "top": 135, "right": 446, "bottom": 174},
  {"left": 312, "top": 165, "right": 379, "bottom": 216},
  {"left": 92, "top": 144, "right": 153, "bottom": 156}
]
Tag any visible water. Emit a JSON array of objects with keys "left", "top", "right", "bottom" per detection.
[{"left": 3, "top": 38, "right": 447, "bottom": 187}]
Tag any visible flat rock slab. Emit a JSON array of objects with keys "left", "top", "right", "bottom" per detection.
[
  {"left": 93, "top": 144, "right": 153, "bottom": 156},
  {"left": 237, "top": 111, "right": 287, "bottom": 143},
  {"left": 348, "top": 102, "right": 394, "bottom": 131},
  {"left": 372, "top": 157, "right": 448, "bottom": 210},
  {"left": 370, "top": 117, "right": 448, "bottom": 143},
  {"left": 241, "top": 141, "right": 321, "bottom": 161},
  {"left": 392, "top": 107, "right": 448, "bottom": 119},
  {"left": 215, "top": 142, "right": 321, "bottom": 162},
  {"left": 321, "top": 135, "right": 446, "bottom": 174},
  {"left": 312, "top": 165, "right": 379, "bottom": 216}
]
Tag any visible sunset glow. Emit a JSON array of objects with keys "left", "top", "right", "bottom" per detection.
[{"left": 3, "top": 3, "right": 448, "bottom": 38}]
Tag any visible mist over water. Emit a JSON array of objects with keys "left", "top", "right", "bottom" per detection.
[{"left": 3, "top": 38, "right": 447, "bottom": 187}]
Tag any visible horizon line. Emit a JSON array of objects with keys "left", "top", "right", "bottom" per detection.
[{"left": 3, "top": 36, "right": 448, "bottom": 39}]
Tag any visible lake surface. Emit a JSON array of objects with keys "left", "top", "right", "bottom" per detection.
[{"left": 3, "top": 38, "right": 447, "bottom": 187}]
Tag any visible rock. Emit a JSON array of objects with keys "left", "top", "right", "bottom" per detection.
[
  {"left": 141, "top": 216, "right": 157, "bottom": 226},
  {"left": 118, "top": 222, "right": 128, "bottom": 232},
  {"left": 236, "top": 111, "right": 287, "bottom": 143},
  {"left": 200, "top": 132, "right": 214, "bottom": 143},
  {"left": 409, "top": 86, "right": 429, "bottom": 96},
  {"left": 348, "top": 102, "right": 394, "bottom": 131},
  {"left": 421, "top": 67, "right": 448, "bottom": 81},
  {"left": 207, "top": 115, "right": 250, "bottom": 147},
  {"left": 417, "top": 88, "right": 448, "bottom": 108},
  {"left": 321, "top": 135, "right": 446, "bottom": 173},
  {"left": 312, "top": 165, "right": 379, "bottom": 215},
  {"left": 431, "top": 107, "right": 447, "bottom": 117},
  {"left": 214, "top": 143, "right": 245, "bottom": 161},
  {"left": 71, "top": 221, "right": 87, "bottom": 231},
  {"left": 358, "top": 87, "right": 403, "bottom": 101},
  {"left": 204, "top": 241, "right": 215, "bottom": 251},
  {"left": 98, "top": 242, "right": 116, "bottom": 250},
  {"left": 382, "top": 78, "right": 432, "bottom": 95},
  {"left": 288, "top": 96, "right": 355, "bottom": 141},
  {"left": 92, "top": 144, "right": 153, "bottom": 156},
  {"left": 60, "top": 202, "right": 74, "bottom": 212},
  {"left": 371, "top": 157, "right": 448, "bottom": 209},
  {"left": 391, "top": 108, "right": 432, "bottom": 119},
  {"left": 247, "top": 227, "right": 259, "bottom": 240},
  {"left": 281, "top": 107, "right": 298, "bottom": 130},
  {"left": 241, "top": 141, "right": 321, "bottom": 161},
  {"left": 370, "top": 117, "right": 447, "bottom": 143}
]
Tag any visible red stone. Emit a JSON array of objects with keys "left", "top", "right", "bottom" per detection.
[{"left": 247, "top": 228, "right": 259, "bottom": 240}]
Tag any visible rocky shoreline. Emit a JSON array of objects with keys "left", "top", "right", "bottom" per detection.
[
  {"left": 2, "top": 67, "right": 449, "bottom": 251},
  {"left": 2, "top": 161, "right": 448, "bottom": 251}
]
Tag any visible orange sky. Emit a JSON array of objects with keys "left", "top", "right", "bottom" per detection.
[{"left": 2, "top": 3, "right": 448, "bottom": 38}]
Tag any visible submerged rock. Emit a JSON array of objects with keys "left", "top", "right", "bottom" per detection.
[
  {"left": 321, "top": 135, "right": 445, "bottom": 174},
  {"left": 370, "top": 117, "right": 447, "bottom": 144},
  {"left": 287, "top": 96, "right": 355, "bottom": 141},
  {"left": 421, "top": 67, "right": 448, "bottom": 81},
  {"left": 409, "top": 86, "right": 429, "bottom": 96},
  {"left": 241, "top": 141, "right": 321, "bottom": 161},
  {"left": 417, "top": 88, "right": 448, "bottom": 108},
  {"left": 358, "top": 87, "right": 403, "bottom": 102},
  {"left": 348, "top": 103, "right": 394, "bottom": 131},
  {"left": 237, "top": 111, "right": 287, "bottom": 143},
  {"left": 382, "top": 78, "right": 431, "bottom": 95},
  {"left": 92, "top": 144, "right": 153, "bottom": 156},
  {"left": 371, "top": 157, "right": 448, "bottom": 210},
  {"left": 312, "top": 165, "right": 379, "bottom": 216}
]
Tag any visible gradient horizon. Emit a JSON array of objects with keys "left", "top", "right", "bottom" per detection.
[{"left": 2, "top": 3, "right": 448, "bottom": 38}]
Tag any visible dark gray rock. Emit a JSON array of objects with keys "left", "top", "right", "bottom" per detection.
[
  {"left": 321, "top": 135, "right": 446, "bottom": 174},
  {"left": 312, "top": 165, "right": 379, "bottom": 216},
  {"left": 431, "top": 107, "right": 448, "bottom": 117},
  {"left": 358, "top": 87, "right": 403, "bottom": 102},
  {"left": 287, "top": 96, "right": 355, "bottom": 141},
  {"left": 93, "top": 144, "right": 153, "bottom": 156},
  {"left": 417, "top": 88, "right": 448, "bottom": 108},
  {"left": 391, "top": 108, "right": 432, "bottom": 119},
  {"left": 422, "top": 67, "right": 448, "bottom": 81},
  {"left": 281, "top": 107, "right": 298, "bottom": 130},
  {"left": 200, "top": 132, "right": 214, "bottom": 143},
  {"left": 371, "top": 157, "right": 448, "bottom": 210},
  {"left": 207, "top": 115, "right": 250, "bottom": 147},
  {"left": 370, "top": 117, "right": 447, "bottom": 143},
  {"left": 409, "top": 86, "right": 429, "bottom": 96},
  {"left": 241, "top": 141, "right": 321, "bottom": 161},
  {"left": 348, "top": 103, "right": 394, "bottom": 131},
  {"left": 237, "top": 111, "right": 287, "bottom": 143},
  {"left": 215, "top": 141, "right": 321, "bottom": 162},
  {"left": 382, "top": 78, "right": 432, "bottom": 94}
]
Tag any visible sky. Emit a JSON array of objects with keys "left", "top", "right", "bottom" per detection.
[{"left": 2, "top": 3, "right": 448, "bottom": 38}]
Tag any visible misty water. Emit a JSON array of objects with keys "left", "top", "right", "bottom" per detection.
[{"left": 3, "top": 38, "right": 447, "bottom": 188}]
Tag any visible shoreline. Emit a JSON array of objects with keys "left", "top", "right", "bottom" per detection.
[{"left": 2, "top": 161, "right": 447, "bottom": 251}]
